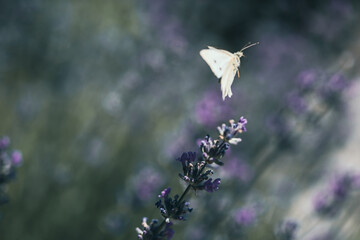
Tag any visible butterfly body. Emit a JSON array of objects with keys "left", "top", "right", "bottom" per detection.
[{"left": 200, "top": 42, "right": 258, "bottom": 100}]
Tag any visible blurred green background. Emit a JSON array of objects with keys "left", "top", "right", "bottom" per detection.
[{"left": 1, "top": 0, "right": 360, "bottom": 239}]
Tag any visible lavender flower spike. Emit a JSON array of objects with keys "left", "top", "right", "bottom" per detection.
[{"left": 218, "top": 117, "right": 248, "bottom": 145}]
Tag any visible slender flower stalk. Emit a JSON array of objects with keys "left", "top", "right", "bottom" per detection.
[{"left": 136, "top": 117, "right": 248, "bottom": 239}]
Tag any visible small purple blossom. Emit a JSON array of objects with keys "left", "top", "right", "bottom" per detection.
[
  {"left": 287, "top": 91, "right": 307, "bottom": 114},
  {"left": 234, "top": 206, "right": 257, "bottom": 226},
  {"left": 11, "top": 151, "right": 23, "bottom": 166},
  {"left": 203, "top": 178, "right": 221, "bottom": 192},
  {"left": 0, "top": 136, "right": 10, "bottom": 150},
  {"left": 158, "top": 188, "right": 171, "bottom": 198},
  {"left": 297, "top": 69, "right": 317, "bottom": 88},
  {"left": 239, "top": 116, "right": 248, "bottom": 132}
]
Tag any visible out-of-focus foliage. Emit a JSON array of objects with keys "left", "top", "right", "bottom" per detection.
[{"left": 0, "top": 0, "right": 360, "bottom": 239}]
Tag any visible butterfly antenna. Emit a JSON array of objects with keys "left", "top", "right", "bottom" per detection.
[{"left": 241, "top": 42, "right": 259, "bottom": 52}]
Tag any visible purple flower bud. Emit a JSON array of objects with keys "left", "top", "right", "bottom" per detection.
[
  {"left": 0, "top": 136, "right": 10, "bottom": 150},
  {"left": 11, "top": 150, "right": 23, "bottom": 166},
  {"left": 177, "top": 152, "right": 196, "bottom": 164},
  {"left": 239, "top": 116, "right": 248, "bottom": 132},
  {"left": 158, "top": 188, "right": 171, "bottom": 198},
  {"left": 204, "top": 178, "right": 221, "bottom": 192}
]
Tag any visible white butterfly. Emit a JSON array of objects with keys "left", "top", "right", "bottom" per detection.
[{"left": 200, "top": 42, "right": 259, "bottom": 100}]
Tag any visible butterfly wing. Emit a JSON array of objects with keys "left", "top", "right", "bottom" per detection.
[
  {"left": 220, "top": 61, "right": 237, "bottom": 100},
  {"left": 200, "top": 46, "right": 233, "bottom": 78}
]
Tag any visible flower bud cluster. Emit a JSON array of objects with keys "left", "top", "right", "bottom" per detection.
[
  {"left": 155, "top": 188, "right": 193, "bottom": 221},
  {"left": 177, "top": 152, "right": 218, "bottom": 192},
  {"left": 200, "top": 117, "right": 247, "bottom": 166},
  {"left": 200, "top": 135, "right": 228, "bottom": 165},
  {"left": 136, "top": 217, "right": 174, "bottom": 240},
  {"left": 217, "top": 117, "right": 247, "bottom": 144}
]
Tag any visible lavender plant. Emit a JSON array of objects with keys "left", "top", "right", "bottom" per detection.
[{"left": 136, "top": 117, "right": 248, "bottom": 239}]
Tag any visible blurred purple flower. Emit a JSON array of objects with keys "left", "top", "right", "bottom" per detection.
[
  {"left": 330, "top": 173, "right": 353, "bottom": 198},
  {"left": 134, "top": 167, "right": 164, "bottom": 202},
  {"left": 313, "top": 173, "right": 358, "bottom": 216},
  {"left": 0, "top": 136, "right": 10, "bottom": 150},
  {"left": 297, "top": 69, "right": 317, "bottom": 89},
  {"left": 11, "top": 150, "right": 23, "bottom": 166},
  {"left": 222, "top": 157, "right": 253, "bottom": 183},
  {"left": 195, "top": 90, "right": 231, "bottom": 127},
  {"left": 326, "top": 73, "right": 348, "bottom": 92},
  {"left": 287, "top": 91, "right": 307, "bottom": 114},
  {"left": 234, "top": 206, "right": 257, "bottom": 226}
]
